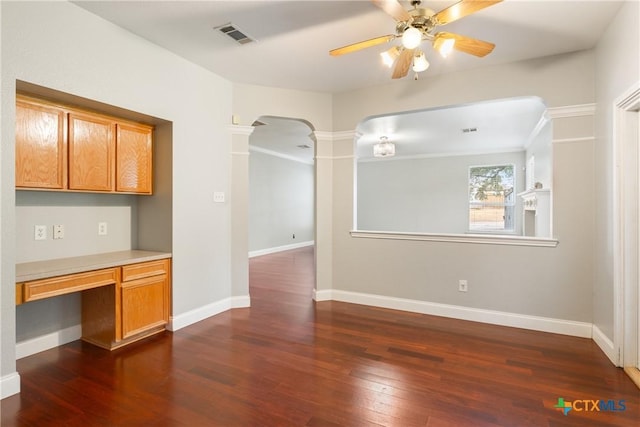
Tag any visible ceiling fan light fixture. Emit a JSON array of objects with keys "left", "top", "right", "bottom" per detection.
[
  {"left": 373, "top": 136, "right": 396, "bottom": 157},
  {"left": 380, "top": 46, "right": 401, "bottom": 68},
  {"left": 401, "top": 26, "right": 422, "bottom": 49},
  {"left": 436, "top": 37, "right": 455, "bottom": 58},
  {"left": 412, "top": 51, "right": 429, "bottom": 72}
]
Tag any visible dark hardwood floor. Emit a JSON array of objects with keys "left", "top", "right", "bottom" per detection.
[{"left": 2, "top": 246, "right": 639, "bottom": 426}]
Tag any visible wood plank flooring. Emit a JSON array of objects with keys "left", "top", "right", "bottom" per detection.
[{"left": 2, "top": 246, "right": 639, "bottom": 426}]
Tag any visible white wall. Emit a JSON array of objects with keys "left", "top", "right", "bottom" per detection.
[
  {"left": 249, "top": 150, "right": 314, "bottom": 252},
  {"left": 233, "top": 83, "right": 333, "bottom": 130},
  {"left": 1, "top": 1, "right": 233, "bottom": 394},
  {"left": 357, "top": 151, "right": 525, "bottom": 234},
  {"left": 525, "top": 120, "right": 553, "bottom": 190},
  {"left": 593, "top": 0, "right": 640, "bottom": 341}
]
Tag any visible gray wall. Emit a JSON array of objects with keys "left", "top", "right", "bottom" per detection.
[
  {"left": 249, "top": 150, "right": 314, "bottom": 252},
  {"left": 323, "top": 50, "right": 598, "bottom": 325},
  {"left": 357, "top": 151, "right": 525, "bottom": 234},
  {"left": 525, "top": 120, "right": 553, "bottom": 190},
  {"left": 593, "top": 0, "right": 640, "bottom": 340},
  {"left": 1, "top": 1, "right": 232, "bottom": 389}
]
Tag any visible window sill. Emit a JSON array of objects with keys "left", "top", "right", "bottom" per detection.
[{"left": 350, "top": 230, "right": 559, "bottom": 247}]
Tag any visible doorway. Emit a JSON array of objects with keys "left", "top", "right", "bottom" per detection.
[{"left": 247, "top": 116, "right": 316, "bottom": 261}]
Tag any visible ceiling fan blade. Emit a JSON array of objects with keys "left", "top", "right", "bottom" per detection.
[
  {"left": 371, "top": 0, "right": 411, "bottom": 22},
  {"left": 330, "top": 34, "right": 395, "bottom": 56},
  {"left": 392, "top": 48, "right": 414, "bottom": 79},
  {"left": 434, "top": 0, "right": 502, "bottom": 25},
  {"left": 434, "top": 32, "right": 495, "bottom": 57}
]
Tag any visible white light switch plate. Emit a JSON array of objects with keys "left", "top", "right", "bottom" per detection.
[
  {"left": 213, "top": 192, "right": 225, "bottom": 203},
  {"left": 98, "top": 222, "right": 108, "bottom": 236}
]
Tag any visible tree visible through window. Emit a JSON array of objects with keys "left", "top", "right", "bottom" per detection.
[{"left": 469, "top": 164, "right": 515, "bottom": 232}]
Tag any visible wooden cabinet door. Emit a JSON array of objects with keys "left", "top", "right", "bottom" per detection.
[
  {"left": 116, "top": 123, "right": 153, "bottom": 194},
  {"left": 15, "top": 98, "right": 67, "bottom": 189},
  {"left": 121, "top": 275, "right": 168, "bottom": 339},
  {"left": 68, "top": 112, "right": 115, "bottom": 191}
]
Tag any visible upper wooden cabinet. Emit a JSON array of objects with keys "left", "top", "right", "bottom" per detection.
[
  {"left": 116, "top": 123, "right": 153, "bottom": 194},
  {"left": 15, "top": 98, "right": 67, "bottom": 189},
  {"left": 68, "top": 111, "right": 116, "bottom": 191},
  {"left": 15, "top": 95, "right": 153, "bottom": 194}
]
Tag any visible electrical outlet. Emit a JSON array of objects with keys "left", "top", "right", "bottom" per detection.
[
  {"left": 98, "top": 222, "right": 108, "bottom": 236},
  {"left": 34, "top": 225, "right": 47, "bottom": 241},
  {"left": 53, "top": 224, "right": 64, "bottom": 239},
  {"left": 213, "top": 192, "right": 225, "bottom": 203},
  {"left": 458, "top": 279, "right": 468, "bottom": 292}
]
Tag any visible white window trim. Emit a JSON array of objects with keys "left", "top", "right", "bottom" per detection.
[{"left": 350, "top": 230, "right": 558, "bottom": 247}]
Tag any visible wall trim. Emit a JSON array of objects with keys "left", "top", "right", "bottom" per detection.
[
  {"left": 249, "top": 241, "right": 314, "bottom": 258},
  {"left": 552, "top": 136, "right": 595, "bottom": 145},
  {"left": 316, "top": 130, "right": 356, "bottom": 141},
  {"left": 16, "top": 324, "right": 82, "bottom": 360},
  {"left": 0, "top": 372, "right": 21, "bottom": 400},
  {"left": 228, "top": 124, "right": 255, "bottom": 136},
  {"left": 592, "top": 324, "right": 617, "bottom": 365},
  {"left": 315, "top": 289, "right": 592, "bottom": 338},
  {"left": 613, "top": 80, "right": 640, "bottom": 369},
  {"left": 315, "top": 155, "right": 355, "bottom": 160},
  {"left": 350, "top": 230, "right": 558, "bottom": 247},
  {"left": 14, "top": 296, "right": 254, "bottom": 359},
  {"left": 168, "top": 295, "right": 251, "bottom": 331},
  {"left": 547, "top": 103, "right": 596, "bottom": 118},
  {"left": 249, "top": 145, "right": 313, "bottom": 165}
]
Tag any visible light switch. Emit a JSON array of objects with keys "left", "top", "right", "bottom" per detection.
[
  {"left": 213, "top": 192, "right": 225, "bottom": 203},
  {"left": 98, "top": 222, "right": 108, "bottom": 236}
]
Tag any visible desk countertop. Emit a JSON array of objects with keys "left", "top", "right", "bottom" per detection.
[{"left": 16, "top": 250, "right": 172, "bottom": 282}]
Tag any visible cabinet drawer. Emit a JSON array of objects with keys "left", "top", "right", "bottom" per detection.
[
  {"left": 23, "top": 268, "right": 118, "bottom": 302},
  {"left": 121, "top": 259, "right": 169, "bottom": 282}
]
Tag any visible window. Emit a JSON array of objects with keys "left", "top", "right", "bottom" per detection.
[{"left": 468, "top": 164, "right": 515, "bottom": 233}]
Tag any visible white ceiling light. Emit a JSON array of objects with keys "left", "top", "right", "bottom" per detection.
[
  {"left": 436, "top": 38, "right": 456, "bottom": 58},
  {"left": 401, "top": 27, "right": 422, "bottom": 49},
  {"left": 373, "top": 136, "right": 395, "bottom": 158},
  {"left": 412, "top": 51, "right": 429, "bottom": 72},
  {"left": 380, "top": 46, "right": 400, "bottom": 68}
]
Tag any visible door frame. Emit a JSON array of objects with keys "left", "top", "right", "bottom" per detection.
[{"left": 613, "top": 81, "right": 640, "bottom": 382}]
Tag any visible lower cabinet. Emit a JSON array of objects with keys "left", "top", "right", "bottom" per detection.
[
  {"left": 82, "top": 259, "right": 171, "bottom": 350},
  {"left": 121, "top": 260, "right": 170, "bottom": 340}
]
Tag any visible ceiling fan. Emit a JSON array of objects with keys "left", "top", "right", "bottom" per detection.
[{"left": 330, "top": 0, "right": 503, "bottom": 79}]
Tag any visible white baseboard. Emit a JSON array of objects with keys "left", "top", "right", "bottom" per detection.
[
  {"left": 16, "top": 324, "right": 82, "bottom": 360},
  {"left": 249, "top": 241, "right": 314, "bottom": 258},
  {"left": 0, "top": 372, "right": 21, "bottom": 400},
  {"left": 13, "top": 296, "right": 251, "bottom": 357},
  {"left": 168, "top": 295, "right": 251, "bottom": 331},
  {"left": 592, "top": 324, "right": 618, "bottom": 365},
  {"left": 319, "top": 289, "right": 592, "bottom": 338}
]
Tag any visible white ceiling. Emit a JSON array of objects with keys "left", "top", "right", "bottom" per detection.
[
  {"left": 72, "top": 0, "right": 623, "bottom": 161},
  {"left": 356, "top": 96, "right": 548, "bottom": 159}
]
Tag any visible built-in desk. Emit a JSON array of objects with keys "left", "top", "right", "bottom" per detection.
[{"left": 16, "top": 250, "right": 172, "bottom": 350}]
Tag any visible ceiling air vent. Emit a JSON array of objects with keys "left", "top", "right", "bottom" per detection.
[{"left": 215, "top": 23, "right": 255, "bottom": 45}]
